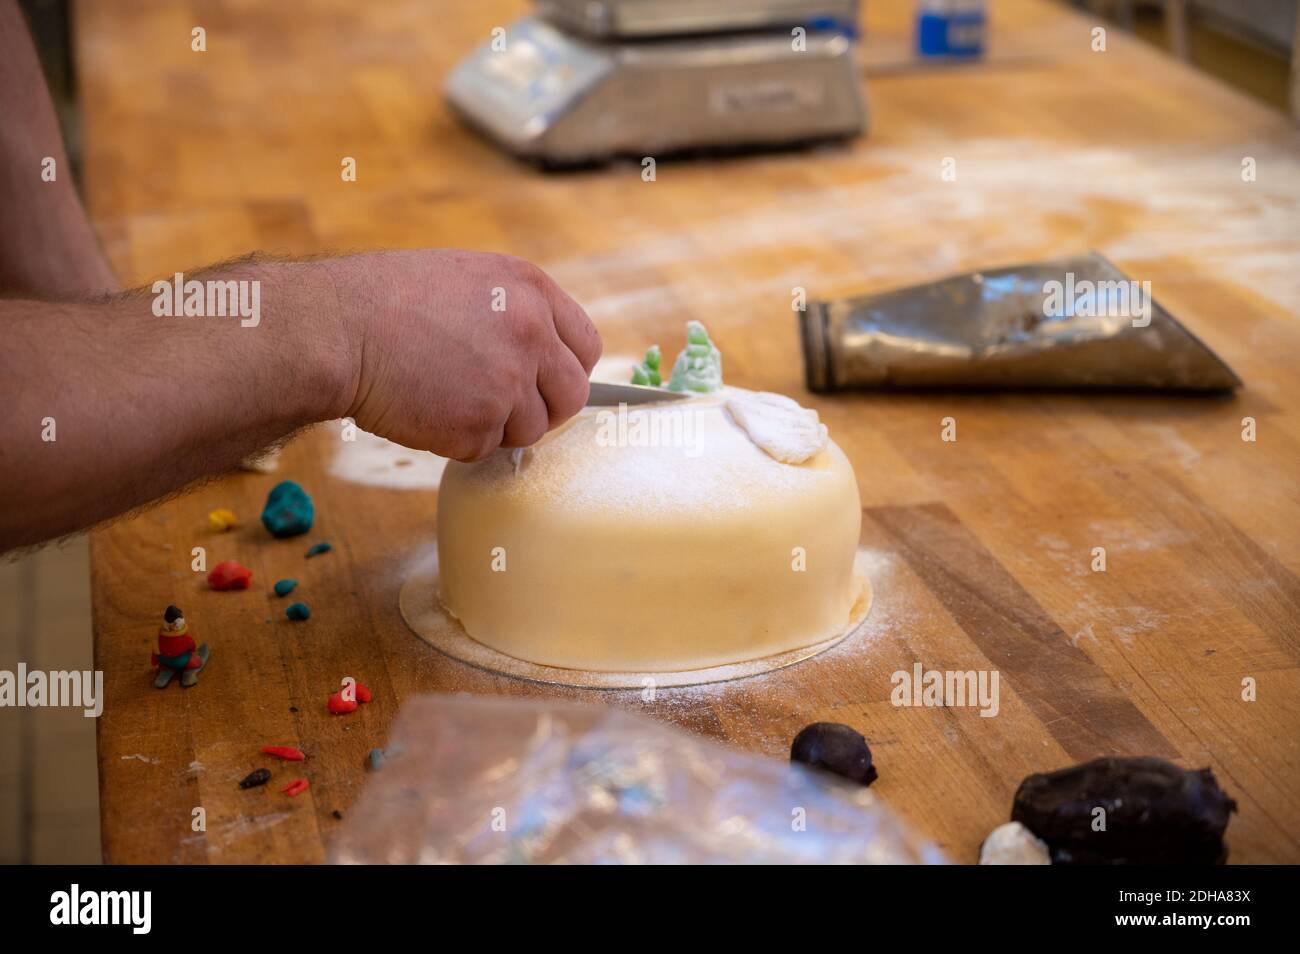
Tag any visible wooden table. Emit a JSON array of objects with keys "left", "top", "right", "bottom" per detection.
[{"left": 82, "top": 0, "right": 1300, "bottom": 863}]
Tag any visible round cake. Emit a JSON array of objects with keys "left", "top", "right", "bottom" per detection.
[{"left": 436, "top": 380, "right": 865, "bottom": 674}]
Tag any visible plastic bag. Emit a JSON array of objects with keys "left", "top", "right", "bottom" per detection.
[{"left": 332, "top": 695, "right": 946, "bottom": 864}]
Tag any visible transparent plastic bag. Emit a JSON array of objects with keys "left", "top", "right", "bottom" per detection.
[{"left": 332, "top": 695, "right": 946, "bottom": 864}]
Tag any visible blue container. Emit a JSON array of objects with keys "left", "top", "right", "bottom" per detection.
[{"left": 917, "top": 0, "right": 986, "bottom": 58}]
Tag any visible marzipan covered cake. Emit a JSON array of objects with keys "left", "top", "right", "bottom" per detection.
[{"left": 436, "top": 322, "right": 867, "bottom": 673}]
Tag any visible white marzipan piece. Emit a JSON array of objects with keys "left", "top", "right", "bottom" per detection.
[
  {"left": 979, "top": 822, "right": 1052, "bottom": 865},
  {"left": 725, "top": 390, "right": 829, "bottom": 464}
]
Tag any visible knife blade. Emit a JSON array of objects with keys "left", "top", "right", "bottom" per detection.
[{"left": 585, "top": 381, "right": 692, "bottom": 407}]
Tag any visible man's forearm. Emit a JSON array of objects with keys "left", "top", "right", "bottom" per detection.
[
  {"left": 0, "top": 0, "right": 117, "bottom": 296},
  {"left": 0, "top": 260, "right": 354, "bottom": 551}
]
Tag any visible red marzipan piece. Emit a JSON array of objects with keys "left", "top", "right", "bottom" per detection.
[
  {"left": 261, "top": 745, "right": 305, "bottom": 761},
  {"left": 282, "top": 778, "right": 309, "bottom": 796},
  {"left": 328, "top": 691, "right": 358, "bottom": 715},
  {"left": 355, "top": 684, "right": 372, "bottom": 703},
  {"left": 207, "top": 560, "right": 252, "bottom": 591}
]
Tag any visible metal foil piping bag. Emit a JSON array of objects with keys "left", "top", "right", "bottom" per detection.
[{"left": 800, "top": 252, "right": 1241, "bottom": 392}]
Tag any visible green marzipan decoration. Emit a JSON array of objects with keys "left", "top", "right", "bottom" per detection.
[
  {"left": 630, "top": 345, "right": 662, "bottom": 386},
  {"left": 668, "top": 320, "right": 723, "bottom": 393}
]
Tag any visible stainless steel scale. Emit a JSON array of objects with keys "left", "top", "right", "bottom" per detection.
[{"left": 444, "top": 0, "right": 866, "bottom": 165}]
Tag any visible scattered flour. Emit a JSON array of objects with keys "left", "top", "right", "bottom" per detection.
[
  {"left": 328, "top": 427, "right": 447, "bottom": 490},
  {"left": 542, "top": 140, "right": 1300, "bottom": 327},
  {"left": 1084, "top": 521, "right": 1195, "bottom": 554},
  {"left": 1073, "top": 596, "right": 1173, "bottom": 649},
  {"left": 1069, "top": 623, "right": 1099, "bottom": 649},
  {"left": 326, "top": 358, "right": 642, "bottom": 491},
  {"left": 179, "top": 811, "right": 292, "bottom": 855}
]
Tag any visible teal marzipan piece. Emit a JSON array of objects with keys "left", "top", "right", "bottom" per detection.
[{"left": 261, "top": 481, "right": 314, "bottom": 538}]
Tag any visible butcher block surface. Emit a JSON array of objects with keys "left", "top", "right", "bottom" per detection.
[{"left": 82, "top": 0, "right": 1300, "bottom": 863}]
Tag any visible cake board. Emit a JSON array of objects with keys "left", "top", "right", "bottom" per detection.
[{"left": 399, "top": 548, "right": 874, "bottom": 689}]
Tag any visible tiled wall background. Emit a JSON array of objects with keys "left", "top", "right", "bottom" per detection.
[{"left": 0, "top": 540, "right": 101, "bottom": 864}]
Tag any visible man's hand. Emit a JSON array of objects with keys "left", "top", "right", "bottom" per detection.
[
  {"left": 329, "top": 250, "right": 601, "bottom": 461},
  {"left": 0, "top": 251, "right": 603, "bottom": 552},
  {"left": 0, "top": 0, "right": 605, "bottom": 551}
]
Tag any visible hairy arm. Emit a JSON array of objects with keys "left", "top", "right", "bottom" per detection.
[
  {"left": 0, "top": 260, "right": 351, "bottom": 550},
  {"left": 0, "top": 0, "right": 117, "bottom": 296},
  {"left": 0, "top": 5, "right": 601, "bottom": 554},
  {"left": 0, "top": 250, "right": 600, "bottom": 553}
]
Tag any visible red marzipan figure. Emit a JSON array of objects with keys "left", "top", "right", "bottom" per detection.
[{"left": 151, "top": 604, "right": 210, "bottom": 688}]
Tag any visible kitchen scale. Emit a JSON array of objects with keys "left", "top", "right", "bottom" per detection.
[{"left": 444, "top": 0, "right": 866, "bottom": 165}]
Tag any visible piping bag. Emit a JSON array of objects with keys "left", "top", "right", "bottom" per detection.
[{"left": 800, "top": 252, "right": 1240, "bottom": 392}]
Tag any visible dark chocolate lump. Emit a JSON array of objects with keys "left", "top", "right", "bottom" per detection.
[
  {"left": 239, "top": 768, "right": 272, "bottom": 790},
  {"left": 1012, "top": 756, "right": 1236, "bottom": 864},
  {"left": 790, "top": 722, "right": 878, "bottom": 786}
]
